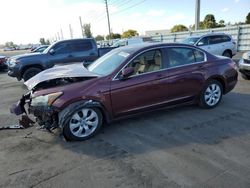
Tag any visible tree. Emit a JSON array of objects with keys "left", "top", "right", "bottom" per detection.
[
  {"left": 246, "top": 12, "right": 250, "bottom": 24},
  {"left": 45, "top": 39, "right": 51, "bottom": 45},
  {"left": 5, "top": 41, "right": 16, "bottom": 48},
  {"left": 122, "top": 29, "right": 138, "bottom": 38},
  {"left": 203, "top": 14, "right": 217, "bottom": 28},
  {"left": 95, "top": 35, "right": 104, "bottom": 41},
  {"left": 83, "top": 23, "right": 92, "bottom": 38},
  {"left": 170, "top": 24, "right": 188, "bottom": 33},
  {"left": 106, "top": 33, "right": 121, "bottom": 40},
  {"left": 217, "top": 20, "right": 225, "bottom": 27},
  {"left": 40, "top": 38, "right": 46, "bottom": 45}
]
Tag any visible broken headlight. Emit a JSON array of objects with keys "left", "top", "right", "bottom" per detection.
[{"left": 31, "top": 92, "right": 63, "bottom": 107}]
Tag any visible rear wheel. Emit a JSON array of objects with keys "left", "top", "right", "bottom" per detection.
[
  {"left": 23, "top": 67, "right": 42, "bottom": 81},
  {"left": 199, "top": 80, "right": 223, "bottom": 109},
  {"left": 63, "top": 107, "right": 103, "bottom": 141},
  {"left": 222, "top": 50, "right": 232, "bottom": 58}
]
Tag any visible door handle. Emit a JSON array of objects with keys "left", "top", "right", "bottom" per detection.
[{"left": 68, "top": 54, "right": 73, "bottom": 58}]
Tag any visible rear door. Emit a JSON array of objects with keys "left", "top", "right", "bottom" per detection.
[{"left": 161, "top": 47, "right": 207, "bottom": 103}]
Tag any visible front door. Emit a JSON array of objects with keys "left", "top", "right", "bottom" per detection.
[{"left": 110, "top": 49, "right": 164, "bottom": 117}]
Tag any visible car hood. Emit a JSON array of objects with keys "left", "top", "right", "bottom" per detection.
[
  {"left": 24, "top": 63, "right": 100, "bottom": 90},
  {"left": 10, "top": 52, "right": 43, "bottom": 60}
]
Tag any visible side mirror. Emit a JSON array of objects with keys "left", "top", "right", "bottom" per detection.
[
  {"left": 197, "top": 41, "right": 204, "bottom": 46},
  {"left": 120, "top": 67, "right": 134, "bottom": 80},
  {"left": 49, "top": 49, "right": 55, "bottom": 55}
]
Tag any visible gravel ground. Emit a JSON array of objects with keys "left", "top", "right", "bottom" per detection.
[{"left": 0, "top": 57, "right": 250, "bottom": 187}]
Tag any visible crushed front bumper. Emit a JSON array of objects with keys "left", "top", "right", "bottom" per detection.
[{"left": 10, "top": 93, "right": 60, "bottom": 130}]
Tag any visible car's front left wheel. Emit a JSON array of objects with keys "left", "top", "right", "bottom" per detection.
[{"left": 63, "top": 107, "right": 103, "bottom": 141}]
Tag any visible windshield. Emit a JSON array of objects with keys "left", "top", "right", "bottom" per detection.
[
  {"left": 182, "top": 37, "right": 200, "bottom": 45},
  {"left": 88, "top": 49, "right": 130, "bottom": 76}
]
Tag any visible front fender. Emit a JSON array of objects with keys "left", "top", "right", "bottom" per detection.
[{"left": 58, "top": 100, "right": 111, "bottom": 128}]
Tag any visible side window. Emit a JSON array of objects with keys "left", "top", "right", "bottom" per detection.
[
  {"left": 193, "top": 50, "right": 205, "bottom": 62},
  {"left": 221, "top": 35, "right": 231, "bottom": 42},
  {"left": 126, "top": 50, "right": 162, "bottom": 75},
  {"left": 53, "top": 43, "right": 71, "bottom": 54},
  {"left": 208, "top": 36, "right": 222, "bottom": 45},
  {"left": 167, "top": 48, "right": 196, "bottom": 67},
  {"left": 197, "top": 37, "right": 208, "bottom": 46},
  {"left": 70, "top": 41, "right": 93, "bottom": 52}
]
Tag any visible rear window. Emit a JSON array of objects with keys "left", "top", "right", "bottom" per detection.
[
  {"left": 166, "top": 47, "right": 205, "bottom": 68},
  {"left": 208, "top": 35, "right": 231, "bottom": 44}
]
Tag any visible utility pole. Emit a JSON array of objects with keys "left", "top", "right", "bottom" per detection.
[
  {"left": 57, "top": 32, "right": 60, "bottom": 40},
  {"left": 79, "top": 16, "right": 84, "bottom": 38},
  {"left": 69, "top": 24, "right": 73, "bottom": 39},
  {"left": 60, "top": 28, "right": 64, "bottom": 40},
  {"left": 195, "top": 0, "right": 200, "bottom": 30},
  {"left": 104, "top": 0, "right": 111, "bottom": 39}
]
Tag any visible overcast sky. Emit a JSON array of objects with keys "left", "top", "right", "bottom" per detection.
[{"left": 0, "top": 0, "right": 249, "bottom": 44}]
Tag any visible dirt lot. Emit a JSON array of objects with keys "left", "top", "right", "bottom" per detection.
[{"left": 0, "top": 65, "right": 250, "bottom": 187}]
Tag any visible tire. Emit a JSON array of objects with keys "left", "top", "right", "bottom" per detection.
[
  {"left": 63, "top": 107, "right": 103, "bottom": 141},
  {"left": 222, "top": 50, "right": 232, "bottom": 58},
  {"left": 23, "top": 67, "right": 42, "bottom": 81},
  {"left": 199, "top": 80, "right": 223, "bottom": 109},
  {"left": 241, "top": 73, "right": 250, "bottom": 80}
]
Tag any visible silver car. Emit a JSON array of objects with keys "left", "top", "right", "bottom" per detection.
[
  {"left": 238, "top": 51, "right": 250, "bottom": 80},
  {"left": 182, "top": 33, "right": 237, "bottom": 58}
]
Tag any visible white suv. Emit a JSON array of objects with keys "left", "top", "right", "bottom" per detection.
[{"left": 182, "top": 33, "right": 236, "bottom": 58}]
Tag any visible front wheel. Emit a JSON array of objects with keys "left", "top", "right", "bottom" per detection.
[
  {"left": 63, "top": 107, "right": 103, "bottom": 141},
  {"left": 23, "top": 67, "right": 42, "bottom": 81},
  {"left": 199, "top": 80, "right": 223, "bottom": 109}
]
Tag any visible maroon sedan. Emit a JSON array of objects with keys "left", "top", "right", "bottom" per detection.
[{"left": 11, "top": 43, "right": 238, "bottom": 141}]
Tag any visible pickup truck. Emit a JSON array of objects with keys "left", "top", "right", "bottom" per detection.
[{"left": 8, "top": 38, "right": 115, "bottom": 81}]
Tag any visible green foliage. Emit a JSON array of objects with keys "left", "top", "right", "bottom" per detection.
[
  {"left": 83, "top": 23, "right": 93, "bottom": 38},
  {"left": 203, "top": 14, "right": 217, "bottom": 28},
  {"left": 246, "top": 12, "right": 250, "bottom": 24},
  {"left": 217, "top": 20, "right": 225, "bottom": 28},
  {"left": 122, "top": 29, "right": 138, "bottom": 38},
  {"left": 171, "top": 24, "right": 188, "bottom": 33},
  {"left": 95, "top": 35, "right": 105, "bottom": 41},
  {"left": 40, "top": 38, "right": 50, "bottom": 45},
  {"left": 106, "top": 33, "right": 121, "bottom": 40},
  {"left": 40, "top": 38, "right": 46, "bottom": 45},
  {"left": 5, "top": 41, "right": 16, "bottom": 48}
]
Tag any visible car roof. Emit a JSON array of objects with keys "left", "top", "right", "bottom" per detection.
[
  {"left": 188, "top": 32, "right": 231, "bottom": 38},
  {"left": 116, "top": 42, "right": 203, "bottom": 53}
]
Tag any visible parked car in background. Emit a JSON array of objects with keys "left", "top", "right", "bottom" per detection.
[
  {"left": 31, "top": 45, "right": 49, "bottom": 53},
  {"left": 11, "top": 43, "right": 238, "bottom": 141},
  {"left": 111, "top": 37, "right": 152, "bottom": 47},
  {"left": 7, "top": 38, "right": 115, "bottom": 81},
  {"left": 238, "top": 51, "right": 250, "bottom": 80},
  {"left": 182, "top": 33, "right": 236, "bottom": 58},
  {"left": 0, "top": 55, "right": 7, "bottom": 70},
  {"left": 3, "top": 47, "right": 15, "bottom": 51}
]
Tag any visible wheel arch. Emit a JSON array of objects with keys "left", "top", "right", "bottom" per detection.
[
  {"left": 58, "top": 99, "right": 111, "bottom": 128},
  {"left": 21, "top": 64, "right": 44, "bottom": 78},
  {"left": 206, "top": 76, "right": 226, "bottom": 94}
]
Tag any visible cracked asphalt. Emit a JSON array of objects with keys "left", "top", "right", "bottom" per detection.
[{"left": 0, "top": 68, "right": 250, "bottom": 188}]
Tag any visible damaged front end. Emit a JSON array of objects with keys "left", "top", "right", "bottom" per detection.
[
  {"left": 10, "top": 90, "right": 62, "bottom": 131},
  {"left": 10, "top": 63, "right": 99, "bottom": 132}
]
